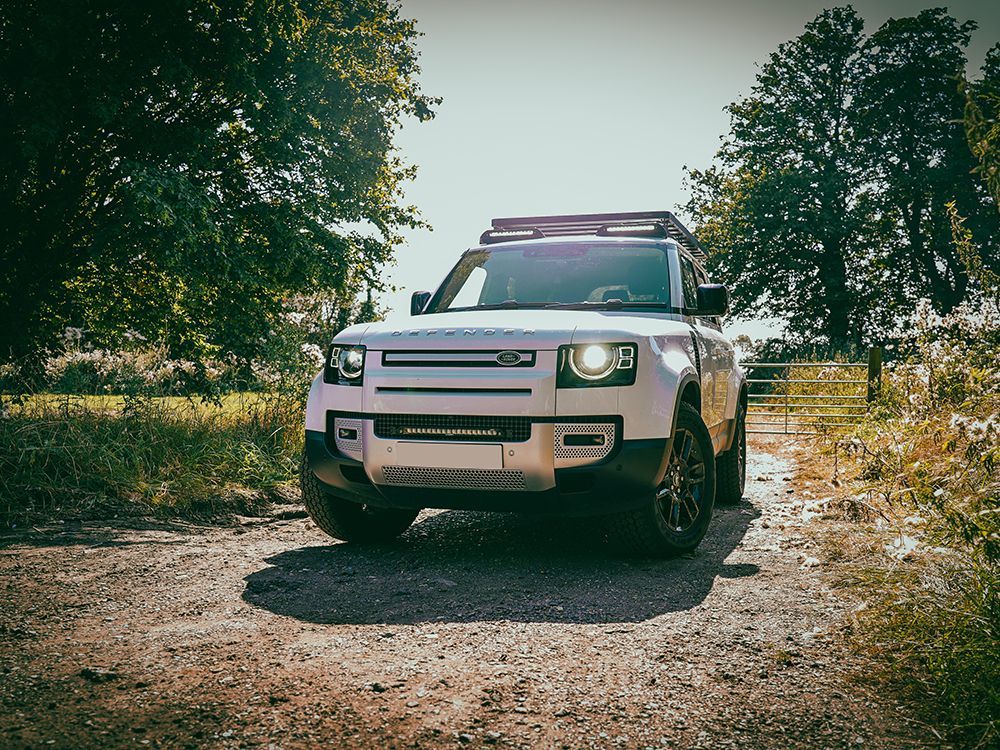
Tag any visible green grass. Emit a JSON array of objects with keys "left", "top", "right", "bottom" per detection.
[
  {"left": 838, "top": 545, "right": 999, "bottom": 747},
  {"left": 1, "top": 393, "right": 303, "bottom": 526}
]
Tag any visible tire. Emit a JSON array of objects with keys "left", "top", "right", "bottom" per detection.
[
  {"left": 300, "top": 453, "right": 418, "bottom": 543},
  {"left": 609, "top": 402, "right": 716, "bottom": 557},
  {"left": 715, "top": 403, "right": 747, "bottom": 505}
]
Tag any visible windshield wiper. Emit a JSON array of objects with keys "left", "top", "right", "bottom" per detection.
[
  {"left": 440, "top": 301, "right": 675, "bottom": 313},
  {"left": 543, "top": 301, "right": 673, "bottom": 310},
  {"left": 442, "top": 301, "right": 552, "bottom": 312}
]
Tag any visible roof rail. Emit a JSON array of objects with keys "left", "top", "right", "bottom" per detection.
[{"left": 489, "top": 211, "right": 706, "bottom": 260}]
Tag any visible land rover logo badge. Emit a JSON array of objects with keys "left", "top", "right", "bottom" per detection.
[{"left": 496, "top": 350, "right": 522, "bottom": 366}]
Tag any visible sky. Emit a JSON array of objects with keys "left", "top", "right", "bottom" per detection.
[{"left": 382, "top": 0, "right": 1000, "bottom": 336}]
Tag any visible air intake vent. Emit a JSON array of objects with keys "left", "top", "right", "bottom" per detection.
[
  {"left": 690, "top": 332, "right": 702, "bottom": 378},
  {"left": 553, "top": 423, "right": 617, "bottom": 468},
  {"left": 381, "top": 466, "right": 527, "bottom": 491},
  {"left": 333, "top": 418, "right": 363, "bottom": 460}
]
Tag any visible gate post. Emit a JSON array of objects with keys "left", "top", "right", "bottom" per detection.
[{"left": 866, "top": 346, "right": 883, "bottom": 404}]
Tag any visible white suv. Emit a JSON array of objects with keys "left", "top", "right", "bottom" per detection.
[{"left": 301, "top": 212, "right": 748, "bottom": 556}]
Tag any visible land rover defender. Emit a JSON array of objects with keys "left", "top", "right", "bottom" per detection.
[{"left": 302, "top": 211, "right": 748, "bottom": 556}]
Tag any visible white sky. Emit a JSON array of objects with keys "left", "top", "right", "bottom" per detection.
[{"left": 383, "top": 0, "right": 1000, "bottom": 339}]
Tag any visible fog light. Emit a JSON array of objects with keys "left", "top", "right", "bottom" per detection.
[{"left": 563, "top": 433, "right": 605, "bottom": 447}]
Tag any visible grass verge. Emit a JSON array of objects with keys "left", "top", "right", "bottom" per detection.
[
  {"left": 1, "top": 393, "right": 303, "bottom": 527},
  {"left": 793, "top": 392, "right": 998, "bottom": 745}
]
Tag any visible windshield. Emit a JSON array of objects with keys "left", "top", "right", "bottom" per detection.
[{"left": 428, "top": 243, "right": 673, "bottom": 313}]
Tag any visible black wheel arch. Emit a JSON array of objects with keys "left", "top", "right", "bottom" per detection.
[{"left": 671, "top": 373, "right": 702, "bottom": 432}]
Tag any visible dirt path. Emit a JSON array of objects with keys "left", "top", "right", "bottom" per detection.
[{"left": 1, "top": 439, "right": 928, "bottom": 749}]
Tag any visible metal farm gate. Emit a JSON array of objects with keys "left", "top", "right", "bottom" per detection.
[{"left": 742, "top": 347, "right": 883, "bottom": 435}]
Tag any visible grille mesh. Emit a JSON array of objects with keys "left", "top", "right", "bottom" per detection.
[
  {"left": 553, "top": 423, "right": 617, "bottom": 467},
  {"left": 381, "top": 466, "right": 527, "bottom": 491},
  {"left": 374, "top": 414, "right": 531, "bottom": 443},
  {"left": 333, "top": 418, "right": 363, "bottom": 460}
]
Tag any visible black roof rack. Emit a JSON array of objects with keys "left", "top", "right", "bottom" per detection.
[{"left": 488, "top": 211, "right": 706, "bottom": 260}]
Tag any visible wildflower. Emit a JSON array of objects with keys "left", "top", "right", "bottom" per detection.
[
  {"left": 62, "top": 327, "right": 84, "bottom": 343},
  {"left": 300, "top": 343, "right": 324, "bottom": 366}
]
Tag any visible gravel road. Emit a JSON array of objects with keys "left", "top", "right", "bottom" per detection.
[{"left": 1, "top": 439, "right": 928, "bottom": 749}]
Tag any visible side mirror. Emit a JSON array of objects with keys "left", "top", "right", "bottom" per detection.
[
  {"left": 410, "top": 290, "right": 432, "bottom": 316},
  {"left": 695, "top": 283, "right": 729, "bottom": 317}
]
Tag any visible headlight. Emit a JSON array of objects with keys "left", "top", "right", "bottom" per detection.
[
  {"left": 557, "top": 343, "right": 637, "bottom": 388},
  {"left": 572, "top": 344, "right": 616, "bottom": 380},
  {"left": 324, "top": 344, "right": 366, "bottom": 385}
]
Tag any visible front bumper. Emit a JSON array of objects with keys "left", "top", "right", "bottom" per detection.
[{"left": 304, "top": 412, "right": 671, "bottom": 516}]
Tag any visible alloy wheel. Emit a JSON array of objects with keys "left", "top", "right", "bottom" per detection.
[{"left": 655, "top": 427, "right": 708, "bottom": 533}]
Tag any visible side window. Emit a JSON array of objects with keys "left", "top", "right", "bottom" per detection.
[{"left": 679, "top": 256, "right": 699, "bottom": 312}]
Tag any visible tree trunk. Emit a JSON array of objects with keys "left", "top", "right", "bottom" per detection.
[{"left": 820, "top": 240, "right": 855, "bottom": 354}]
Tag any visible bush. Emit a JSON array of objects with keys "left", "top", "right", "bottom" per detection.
[{"left": 18, "top": 316, "right": 327, "bottom": 398}]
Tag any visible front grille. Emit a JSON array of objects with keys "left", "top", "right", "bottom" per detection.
[
  {"left": 382, "top": 350, "right": 536, "bottom": 368},
  {"left": 373, "top": 414, "right": 531, "bottom": 443},
  {"left": 381, "top": 466, "right": 527, "bottom": 491}
]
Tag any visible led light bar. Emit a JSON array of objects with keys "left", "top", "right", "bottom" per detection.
[
  {"left": 596, "top": 223, "right": 669, "bottom": 238},
  {"left": 479, "top": 228, "right": 545, "bottom": 244},
  {"left": 399, "top": 426, "right": 504, "bottom": 438}
]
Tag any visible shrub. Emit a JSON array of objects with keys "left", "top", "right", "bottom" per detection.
[
  {"left": 830, "top": 297, "right": 999, "bottom": 746},
  {"left": 0, "top": 301, "right": 342, "bottom": 527}
]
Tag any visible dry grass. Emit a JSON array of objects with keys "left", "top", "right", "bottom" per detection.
[
  {"left": 0, "top": 392, "right": 303, "bottom": 527},
  {"left": 789, "top": 393, "right": 1000, "bottom": 748}
]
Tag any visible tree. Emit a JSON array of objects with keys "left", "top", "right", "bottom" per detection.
[
  {"left": 854, "top": 9, "right": 997, "bottom": 314},
  {"left": 685, "top": 7, "right": 867, "bottom": 351},
  {"left": 955, "top": 43, "right": 1000, "bottom": 300},
  {"left": 686, "top": 6, "right": 999, "bottom": 351},
  {"left": 967, "top": 44, "right": 1000, "bottom": 207},
  {"left": 0, "top": 0, "right": 436, "bottom": 377}
]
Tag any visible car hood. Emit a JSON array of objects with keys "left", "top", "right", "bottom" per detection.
[{"left": 350, "top": 309, "right": 692, "bottom": 350}]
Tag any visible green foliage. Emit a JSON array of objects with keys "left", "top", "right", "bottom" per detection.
[
  {"left": 687, "top": 7, "right": 865, "bottom": 350},
  {"left": 0, "top": 306, "right": 333, "bottom": 397},
  {"left": 966, "top": 44, "right": 1000, "bottom": 206},
  {"left": 854, "top": 10, "right": 996, "bottom": 316},
  {"left": 852, "top": 299, "right": 1000, "bottom": 560},
  {"left": 848, "top": 554, "right": 999, "bottom": 748},
  {"left": 0, "top": 394, "right": 303, "bottom": 526},
  {"left": 0, "top": 0, "right": 435, "bottom": 381},
  {"left": 832, "top": 301, "right": 1000, "bottom": 745},
  {"left": 686, "top": 7, "right": 999, "bottom": 351}
]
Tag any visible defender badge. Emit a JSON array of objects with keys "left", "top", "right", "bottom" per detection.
[{"left": 496, "top": 350, "right": 522, "bottom": 366}]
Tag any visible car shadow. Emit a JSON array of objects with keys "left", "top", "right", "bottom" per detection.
[{"left": 242, "top": 501, "right": 760, "bottom": 625}]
